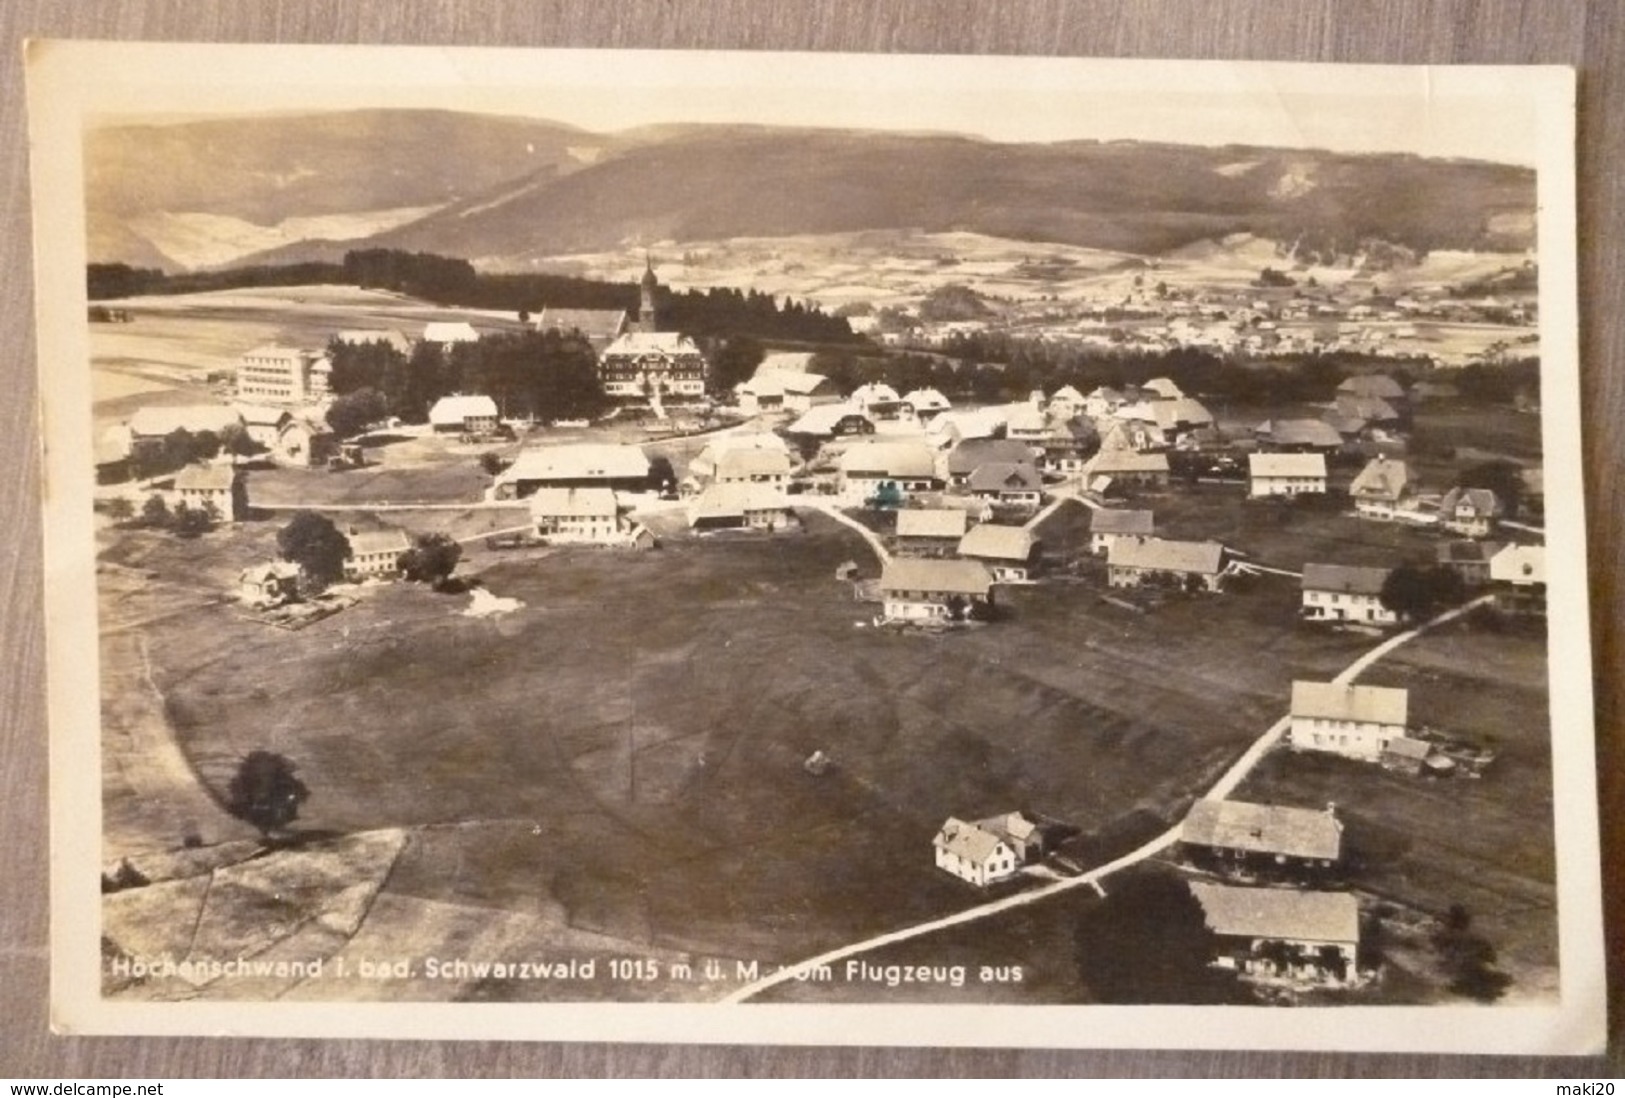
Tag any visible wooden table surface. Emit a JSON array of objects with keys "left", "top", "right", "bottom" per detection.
[{"left": 3, "top": 0, "right": 1620, "bottom": 1077}]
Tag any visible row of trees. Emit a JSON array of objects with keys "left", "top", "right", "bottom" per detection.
[
  {"left": 325, "top": 329, "right": 609, "bottom": 426},
  {"left": 105, "top": 494, "right": 219, "bottom": 538},
  {"left": 126, "top": 425, "right": 261, "bottom": 481}
]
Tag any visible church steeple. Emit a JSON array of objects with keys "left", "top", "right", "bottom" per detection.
[{"left": 638, "top": 253, "right": 659, "bottom": 332}]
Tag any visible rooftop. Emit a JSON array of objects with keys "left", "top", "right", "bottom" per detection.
[
  {"left": 529, "top": 487, "right": 619, "bottom": 518},
  {"left": 1182, "top": 799, "right": 1343, "bottom": 862},
  {"left": 1290, "top": 680, "right": 1408, "bottom": 726},
  {"left": 958, "top": 523, "right": 1038, "bottom": 562},
  {"left": 1190, "top": 882, "right": 1360, "bottom": 945},
  {"left": 1090, "top": 509, "right": 1155, "bottom": 537},
  {"left": 895, "top": 509, "right": 968, "bottom": 540},
  {"left": 879, "top": 558, "right": 994, "bottom": 596},
  {"left": 1301, "top": 563, "right": 1390, "bottom": 598},
  {"left": 1108, "top": 536, "right": 1224, "bottom": 575},
  {"left": 499, "top": 444, "right": 651, "bottom": 484}
]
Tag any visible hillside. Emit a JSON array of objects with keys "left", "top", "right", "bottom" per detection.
[{"left": 87, "top": 112, "right": 1536, "bottom": 272}]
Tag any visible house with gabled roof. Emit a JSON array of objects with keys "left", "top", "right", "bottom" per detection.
[
  {"left": 1037, "top": 418, "right": 1100, "bottom": 474},
  {"left": 876, "top": 558, "right": 994, "bottom": 623},
  {"left": 1436, "top": 539, "right": 1503, "bottom": 587},
  {"left": 1081, "top": 450, "right": 1171, "bottom": 493},
  {"left": 492, "top": 444, "right": 652, "bottom": 499},
  {"left": 967, "top": 462, "right": 1044, "bottom": 509},
  {"left": 1438, "top": 487, "right": 1501, "bottom": 537},
  {"left": 428, "top": 394, "right": 500, "bottom": 436},
  {"left": 1347, "top": 456, "right": 1413, "bottom": 520},
  {"left": 1005, "top": 403, "right": 1050, "bottom": 442},
  {"left": 1288, "top": 680, "right": 1409, "bottom": 761},
  {"left": 1089, "top": 509, "right": 1154, "bottom": 556},
  {"left": 901, "top": 388, "right": 952, "bottom": 421},
  {"left": 1106, "top": 536, "right": 1226, "bottom": 592},
  {"left": 1047, "top": 385, "right": 1086, "bottom": 419},
  {"left": 599, "top": 331, "right": 707, "bottom": 402},
  {"left": 714, "top": 447, "right": 792, "bottom": 488},
  {"left": 1337, "top": 373, "right": 1405, "bottom": 402},
  {"left": 957, "top": 523, "right": 1041, "bottom": 581},
  {"left": 1489, "top": 543, "right": 1546, "bottom": 616},
  {"left": 239, "top": 561, "right": 302, "bottom": 608},
  {"left": 1190, "top": 882, "right": 1361, "bottom": 985},
  {"left": 838, "top": 440, "right": 940, "bottom": 505},
  {"left": 172, "top": 463, "right": 244, "bottom": 521},
  {"left": 932, "top": 813, "right": 1041, "bottom": 886},
  {"left": 1254, "top": 418, "right": 1343, "bottom": 453},
  {"left": 1181, "top": 799, "right": 1343, "bottom": 872},
  {"left": 530, "top": 488, "right": 625, "bottom": 544},
  {"left": 1248, "top": 451, "right": 1327, "bottom": 498},
  {"left": 344, "top": 525, "right": 412, "bottom": 581},
  {"left": 687, "top": 482, "right": 793, "bottom": 531},
  {"left": 786, "top": 403, "right": 874, "bottom": 439},
  {"left": 946, "top": 438, "right": 1037, "bottom": 488},
  {"left": 233, "top": 403, "right": 292, "bottom": 450},
  {"left": 893, "top": 508, "right": 968, "bottom": 558},
  {"left": 1301, "top": 563, "right": 1396, "bottom": 626}
]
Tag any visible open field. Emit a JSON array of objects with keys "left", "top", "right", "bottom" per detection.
[{"left": 99, "top": 504, "right": 1391, "bottom": 994}]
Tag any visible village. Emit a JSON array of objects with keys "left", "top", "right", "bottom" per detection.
[{"left": 93, "top": 256, "right": 1551, "bottom": 1007}]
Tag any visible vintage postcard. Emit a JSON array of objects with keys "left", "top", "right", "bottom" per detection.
[{"left": 27, "top": 42, "right": 1602, "bottom": 1051}]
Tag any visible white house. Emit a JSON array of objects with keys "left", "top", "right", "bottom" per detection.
[
  {"left": 239, "top": 561, "right": 302, "bottom": 608},
  {"left": 1489, "top": 542, "right": 1546, "bottom": 617},
  {"left": 1348, "top": 456, "right": 1413, "bottom": 520},
  {"left": 1288, "top": 680, "right": 1409, "bottom": 761},
  {"left": 492, "top": 444, "right": 652, "bottom": 499},
  {"left": 966, "top": 462, "right": 1044, "bottom": 510},
  {"left": 714, "top": 447, "right": 792, "bottom": 488},
  {"left": 837, "top": 441, "right": 940, "bottom": 505},
  {"left": 957, "top": 523, "right": 1040, "bottom": 581},
  {"left": 1248, "top": 452, "right": 1327, "bottom": 498},
  {"left": 1107, "top": 537, "right": 1225, "bottom": 592},
  {"left": 423, "top": 321, "right": 480, "bottom": 346},
  {"left": 428, "top": 394, "right": 500, "bottom": 435},
  {"left": 1438, "top": 487, "right": 1501, "bottom": 538},
  {"left": 687, "top": 482, "right": 793, "bottom": 531},
  {"left": 1190, "top": 883, "right": 1360, "bottom": 985},
  {"left": 1300, "top": 563, "right": 1397, "bottom": 626},
  {"left": 172, "top": 463, "right": 244, "bottom": 521},
  {"left": 1089, "top": 509, "right": 1154, "bottom": 556},
  {"left": 344, "top": 526, "right": 412, "bottom": 581},
  {"left": 530, "top": 487, "right": 625, "bottom": 544},
  {"left": 876, "top": 558, "right": 994, "bottom": 622},
  {"left": 933, "top": 814, "right": 1039, "bottom": 886}
]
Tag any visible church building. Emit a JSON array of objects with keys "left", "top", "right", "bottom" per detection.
[{"left": 597, "top": 259, "right": 708, "bottom": 403}]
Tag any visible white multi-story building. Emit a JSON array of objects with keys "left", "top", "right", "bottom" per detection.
[
  {"left": 1288, "top": 680, "right": 1409, "bottom": 761},
  {"left": 234, "top": 346, "right": 332, "bottom": 406}
]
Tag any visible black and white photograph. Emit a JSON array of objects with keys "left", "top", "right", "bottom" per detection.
[{"left": 27, "top": 42, "right": 1603, "bottom": 1052}]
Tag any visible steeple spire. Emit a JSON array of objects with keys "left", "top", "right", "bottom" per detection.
[{"left": 638, "top": 253, "right": 659, "bottom": 331}]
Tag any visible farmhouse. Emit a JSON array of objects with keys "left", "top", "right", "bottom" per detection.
[
  {"left": 1047, "top": 384, "right": 1086, "bottom": 419},
  {"left": 1254, "top": 419, "right": 1343, "bottom": 453},
  {"left": 687, "top": 482, "right": 793, "bottom": 531},
  {"left": 946, "top": 438, "right": 1038, "bottom": 488},
  {"left": 428, "top": 394, "right": 500, "bottom": 436},
  {"left": 967, "top": 462, "right": 1044, "bottom": 509},
  {"left": 493, "top": 444, "right": 652, "bottom": 499},
  {"left": 344, "top": 526, "right": 411, "bottom": 581},
  {"left": 1083, "top": 386, "right": 1128, "bottom": 418},
  {"left": 1334, "top": 394, "right": 1401, "bottom": 426},
  {"left": 234, "top": 345, "right": 331, "bottom": 405},
  {"left": 1151, "top": 397, "right": 1215, "bottom": 437},
  {"left": 1338, "top": 373, "right": 1406, "bottom": 402},
  {"left": 1098, "top": 418, "right": 1165, "bottom": 454},
  {"left": 172, "top": 463, "right": 244, "bottom": 521},
  {"left": 239, "top": 561, "right": 301, "bottom": 608},
  {"left": 1348, "top": 456, "right": 1413, "bottom": 520},
  {"left": 876, "top": 558, "right": 994, "bottom": 623},
  {"left": 713, "top": 447, "right": 793, "bottom": 488},
  {"left": 1106, "top": 537, "right": 1225, "bottom": 592},
  {"left": 1489, "top": 543, "right": 1546, "bottom": 616},
  {"left": 1089, "top": 509, "right": 1154, "bottom": 556},
  {"left": 1248, "top": 452, "right": 1327, "bottom": 498},
  {"left": 1142, "top": 377, "right": 1183, "bottom": 400},
  {"left": 932, "top": 813, "right": 1040, "bottom": 886},
  {"left": 1300, "top": 563, "right": 1397, "bottom": 626},
  {"left": 838, "top": 441, "right": 940, "bottom": 505},
  {"left": 1181, "top": 799, "right": 1343, "bottom": 872},
  {"left": 1288, "top": 680, "right": 1409, "bottom": 761},
  {"left": 850, "top": 382, "right": 905, "bottom": 420},
  {"left": 530, "top": 488, "right": 625, "bottom": 544},
  {"left": 535, "top": 307, "right": 627, "bottom": 352},
  {"left": 1037, "top": 419, "right": 1099, "bottom": 474},
  {"left": 1081, "top": 450, "right": 1171, "bottom": 492},
  {"left": 1381, "top": 736, "right": 1434, "bottom": 776},
  {"left": 1189, "top": 883, "right": 1360, "bottom": 985},
  {"left": 1005, "top": 403, "right": 1050, "bottom": 443},
  {"left": 957, "top": 523, "right": 1041, "bottom": 581},
  {"left": 786, "top": 403, "right": 874, "bottom": 439},
  {"left": 688, "top": 433, "right": 791, "bottom": 481},
  {"left": 1438, "top": 487, "right": 1501, "bottom": 537},
  {"left": 892, "top": 508, "right": 968, "bottom": 558}
]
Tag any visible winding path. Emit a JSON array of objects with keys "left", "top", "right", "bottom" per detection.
[{"left": 721, "top": 593, "right": 1494, "bottom": 1003}]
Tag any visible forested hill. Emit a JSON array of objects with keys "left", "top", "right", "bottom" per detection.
[{"left": 87, "top": 110, "right": 1536, "bottom": 273}]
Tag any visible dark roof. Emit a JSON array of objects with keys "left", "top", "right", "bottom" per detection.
[
  {"left": 1182, "top": 799, "right": 1343, "bottom": 862},
  {"left": 1301, "top": 563, "right": 1390, "bottom": 597},
  {"left": 967, "top": 462, "right": 1043, "bottom": 493},
  {"left": 1090, "top": 509, "right": 1155, "bottom": 537},
  {"left": 947, "top": 439, "right": 1037, "bottom": 476}
]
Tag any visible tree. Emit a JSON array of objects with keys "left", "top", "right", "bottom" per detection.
[
  {"left": 169, "top": 501, "right": 215, "bottom": 539},
  {"left": 1457, "top": 459, "right": 1525, "bottom": 519},
  {"left": 707, "top": 335, "right": 765, "bottom": 397},
  {"left": 326, "top": 387, "right": 388, "bottom": 440},
  {"left": 1072, "top": 870, "right": 1245, "bottom": 1004},
  {"left": 277, "top": 511, "right": 350, "bottom": 590},
  {"left": 478, "top": 451, "right": 509, "bottom": 477},
  {"left": 399, "top": 532, "right": 463, "bottom": 589},
  {"left": 103, "top": 497, "right": 135, "bottom": 524},
  {"left": 219, "top": 421, "right": 266, "bottom": 459},
  {"left": 1379, "top": 564, "right": 1466, "bottom": 623},
  {"left": 139, "top": 494, "right": 170, "bottom": 529},
  {"left": 226, "top": 751, "right": 310, "bottom": 839}
]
